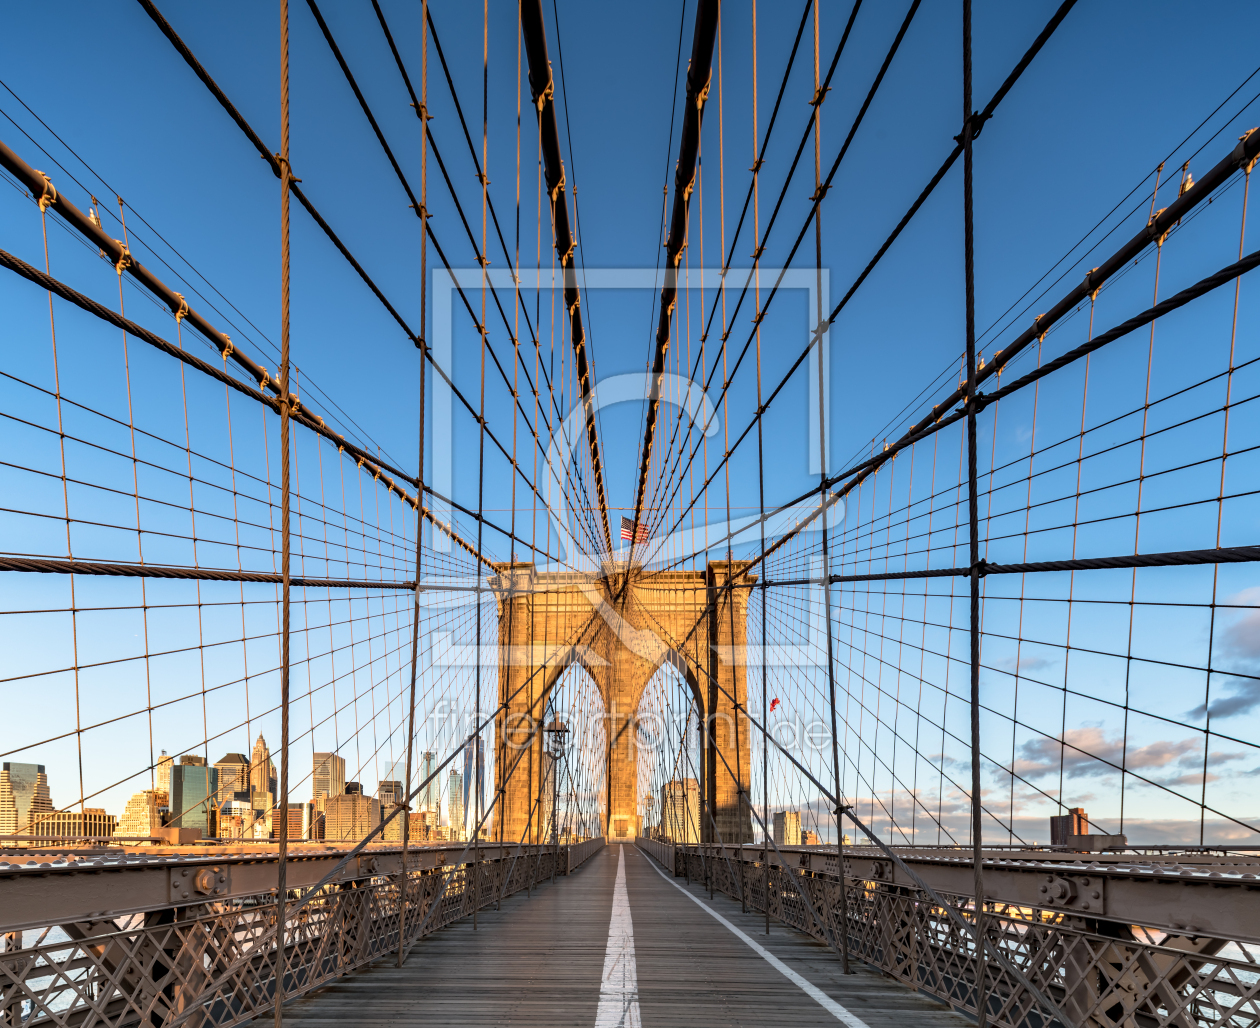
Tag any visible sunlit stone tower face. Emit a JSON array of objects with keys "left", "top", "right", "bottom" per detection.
[{"left": 491, "top": 561, "right": 753, "bottom": 846}]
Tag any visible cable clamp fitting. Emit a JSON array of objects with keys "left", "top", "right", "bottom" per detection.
[
  {"left": 113, "top": 243, "right": 133, "bottom": 276},
  {"left": 549, "top": 169, "right": 566, "bottom": 203},
  {"left": 809, "top": 85, "right": 831, "bottom": 108},
  {"left": 1081, "top": 267, "right": 1101, "bottom": 302},
  {"left": 532, "top": 72, "right": 555, "bottom": 112},
  {"left": 952, "top": 110, "right": 991, "bottom": 145},
  {"left": 33, "top": 170, "right": 58, "bottom": 212},
  {"left": 1146, "top": 207, "right": 1170, "bottom": 246},
  {"left": 221, "top": 337, "right": 234, "bottom": 361},
  {"left": 258, "top": 369, "right": 271, "bottom": 392},
  {"left": 173, "top": 293, "right": 190, "bottom": 323},
  {"left": 273, "top": 152, "right": 301, "bottom": 184},
  {"left": 695, "top": 72, "right": 712, "bottom": 110},
  {"left": 1233, "top": 127, "right": 1258, "bottom": 172}
]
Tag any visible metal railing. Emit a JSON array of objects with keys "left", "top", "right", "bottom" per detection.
[
  {"left": 640, "top": 842, "right": 1260, "bottom": 1028},
  {"left": 0, "top": 841, "right": 602, "bottom": 1028}
]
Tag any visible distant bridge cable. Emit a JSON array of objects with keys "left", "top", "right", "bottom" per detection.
[
  {"left": 643, "top": 0, "right": 921, "bottom": 547},
  {"left": 368, "top": 1, "right": 604, "bottom": 554},
  {"left": 628, "top": 0, "right": 721, "bottom": 558},
  {"left": 648, "top": 0, "right": 1081, "bottom": 563},
  {"left": 304, "top": 0, "right": 604, "bottom": 561},
  {"left": 135, "top": 0, "right": 589, "bottom": 565},
  {"left": 520, "top": 0, "right": 614, "bottom": 553},
  {"left": 639, "top": 0, "right": 824, "bottom": 549},
  {"left": 0, "top": 75, "right": 395, "bottom": 466}
]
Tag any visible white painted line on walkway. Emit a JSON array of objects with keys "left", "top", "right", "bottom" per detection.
[
  {"left": 595, "top": 845, "right": 641, "bottom": 1028},
  {"left": 636, "top": 847, "right": 871, "bottom": 1028}
]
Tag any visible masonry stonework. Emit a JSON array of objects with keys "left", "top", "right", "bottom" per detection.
[{"left": 491, "top": 560, "right": 754, "bottom": 846}]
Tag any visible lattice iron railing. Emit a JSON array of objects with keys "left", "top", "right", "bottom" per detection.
[
  {"left": 641, "top": 842, "right": 1260, "bottom": 1028},
  {"left": 0, "top": 840, "right": 603, "bottom": 1028}
]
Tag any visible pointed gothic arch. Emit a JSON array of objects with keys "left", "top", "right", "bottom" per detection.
[{"left": 490, "top": 560, "right": 754, "bottom": 844}]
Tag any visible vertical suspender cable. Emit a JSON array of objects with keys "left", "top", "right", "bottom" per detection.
[
  {"left": 749, "top": 0, "right": 772, "bottom": 938},
  {"left": 274, "top": 0, "right": 293, "bottom": 1022},
  {"left": 397, "top": 0, "right": 430, "bottom": 968},
  {"left": 629, "top": 0, "right": 721, "bottom": 555},
  {"left": 473, "top": 0, "right": 490, "bottom": 931},
  {"left": 519, "top": 0, "right": 613, "bottom": 554},
  {"left": 962, "top": 0, "right": 986, "bottom": 1024},
  {"left": 812, "top": 0, "right": 851, "bottom": 974}
]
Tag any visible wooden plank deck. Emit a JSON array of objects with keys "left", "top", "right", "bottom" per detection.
[{"left": 275, "top": 843, "right": 972, "bottom": 1027}]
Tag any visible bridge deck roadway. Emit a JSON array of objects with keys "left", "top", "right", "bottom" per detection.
[{"left": 276, "top": 843, "right": 970, "bottom": 1028}]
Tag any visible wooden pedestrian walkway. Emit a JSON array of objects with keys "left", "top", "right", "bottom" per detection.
[{"left": 277, "top": 843, "right": 972, "bottom": 1027}]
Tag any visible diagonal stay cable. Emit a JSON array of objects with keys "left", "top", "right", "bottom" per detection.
[
  {"left": 632, "top": 604, "right": 1072, "bottom": 1025},
  {"left": 366, "top": 0, "right": 603, "bottom": 555},
  {"left": 648, "top": 0, "right": 1080, "bottom": 555},
  {"left": 0, "top": 246, "right": 576, "bottom": 567},
  {"left": 644, "top": 0, "right": 921, "bottom": 545},
  {"left": 135, "top": 0, "right": 595, "bottom": 564},
  {"left": 304, "top": 0, "right": 603, "bottom": 561},
  {"left": 642, "top": 0, "right": 861, "bottom": 544}
]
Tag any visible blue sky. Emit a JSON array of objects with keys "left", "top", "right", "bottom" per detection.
[{"left": 3, "top": 0, "right": 1260, "bottom": 840}]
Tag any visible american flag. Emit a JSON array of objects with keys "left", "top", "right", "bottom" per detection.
[{"left": 620, "top": 516, "right": 650, "bottom": 543}]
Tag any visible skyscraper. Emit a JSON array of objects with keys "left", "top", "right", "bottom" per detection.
[
  {"left": 213, "top": 753, "right": 249, "bottom": 803},
  {"left": 448, "top": 770, "right": 464, "bottom": 840},
  {"left": 462, "top": 739, "right": 483, "bottom": 823},
  {"left": 250, "top": 734, "right": 277, "bottom": 802},
  {"left": 324, "top": 790, "right": 380, "bottom": 842},
  {"left": 116, "top": 790, "right": 162, "bottom": 839},
  {"left": 660, "top": 778, "right": 699, "bottom": 844},
  {"left": 0, "top": 763, "right": 54, "bottom": 836},
  {"left": 170, "top": 764, "right": 218, "bottom": 836},
  {"left": 540, "top": 751, "right": 557, "bottom": 842},
  {"left": 155, "top": 751, "right": 173, "bottom": 802},
  {"left": 420, "top": 751, "right": 438, "bottom": 811},
  {"left": 773, "top": 810, "right": 801, "bottom": 846},
  {"left": 312, "top": 752, "right": 345, "bottom": 801},
  {"left": 378, "top": 780, "right": 404, "bottom": 807}
]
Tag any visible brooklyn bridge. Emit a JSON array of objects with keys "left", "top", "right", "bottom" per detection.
[{"left": 3, "top": 0, "right": 1260, "bottom": 1025}]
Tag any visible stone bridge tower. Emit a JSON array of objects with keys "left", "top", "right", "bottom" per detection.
[{"left": 490, "top": 560, "right": 754, "bottom": 845}]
